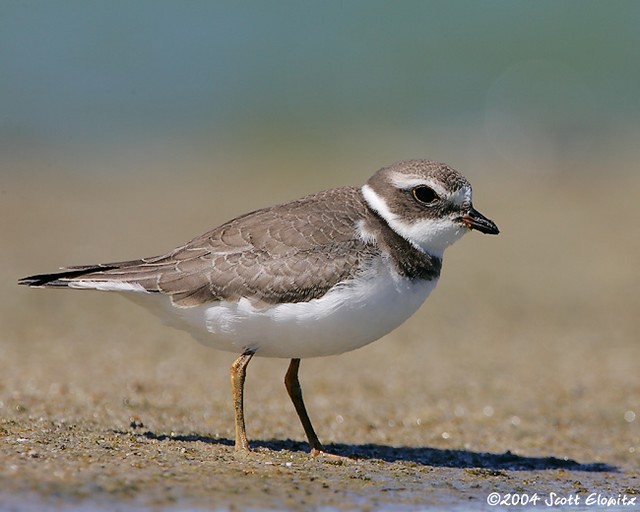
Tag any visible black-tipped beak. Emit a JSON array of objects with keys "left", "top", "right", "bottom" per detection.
[{"left": 461, "top": 208, "right": 499, "bottom": 235}]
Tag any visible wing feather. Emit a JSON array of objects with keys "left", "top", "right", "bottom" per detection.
[{"left": 18, "top": 187, "right": 377, "bottom": 307}]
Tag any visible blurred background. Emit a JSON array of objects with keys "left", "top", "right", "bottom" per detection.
[
  {"left": 1, "top": 0, "right": 639, "bottom": 479},
  {"left": 4, "top": 0, "right": 639, "bottom": 336},
  {"left": 2, "top": 0, "right": 639, "bottom": 179}
]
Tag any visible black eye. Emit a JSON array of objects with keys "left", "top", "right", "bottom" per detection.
[{"left": 412, "top": 186, "right": 438, "bottom": 205}]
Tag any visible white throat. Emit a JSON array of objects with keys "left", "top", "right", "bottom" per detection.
[{"left": 361, "top": 184, "right": 467, "bottom": 258}]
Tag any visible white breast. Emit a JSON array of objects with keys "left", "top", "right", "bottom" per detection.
[{"left": 131, "top": 257, "right": 438, "bottom": 358}]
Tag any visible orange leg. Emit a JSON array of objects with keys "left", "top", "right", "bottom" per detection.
[
  {"left": 230, "top": 351, "right": 254, "bottom": 451},
  {"left": 285, "top": 358, "right": 332, "bottom": 457}
]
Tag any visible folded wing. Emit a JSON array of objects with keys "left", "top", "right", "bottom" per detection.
[{"left": 18, "top": 188, "right": 375, "bottom": 307}]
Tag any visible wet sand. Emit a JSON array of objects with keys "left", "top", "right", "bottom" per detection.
[{"left": 1, "top": 165, "right": 638, "bottom": 510}]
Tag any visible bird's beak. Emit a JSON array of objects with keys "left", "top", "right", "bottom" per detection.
[{"left": 461, "top": 208, "right": 499, "bottom": 235}]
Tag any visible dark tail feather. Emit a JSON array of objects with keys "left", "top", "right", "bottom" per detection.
[{"left": 18, "top": 265, "right": 120, "bottom": 288}]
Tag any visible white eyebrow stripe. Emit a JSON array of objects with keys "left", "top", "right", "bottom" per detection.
[{"left": 388, "top": 173, "right": 449, "bottom": 198}]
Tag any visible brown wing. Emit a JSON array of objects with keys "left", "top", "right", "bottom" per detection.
[{"left": 19, "top": 187, "right": 377, "bottom": 307}]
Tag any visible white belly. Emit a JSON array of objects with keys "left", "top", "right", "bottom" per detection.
[{"left": 129, "top": 261, "right": 437, "bottom": 359}]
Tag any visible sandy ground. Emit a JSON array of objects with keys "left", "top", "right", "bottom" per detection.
[{"left": 1, "top": 163, "right": 639, "bottom": 510}]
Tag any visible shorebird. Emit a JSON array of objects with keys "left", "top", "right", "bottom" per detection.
[{"left": 19, "top": 159, "right": 499, "bottom": 457}]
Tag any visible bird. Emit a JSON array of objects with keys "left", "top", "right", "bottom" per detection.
[{"left": 18, "top": 159, "right": 499, "bottom": 457}]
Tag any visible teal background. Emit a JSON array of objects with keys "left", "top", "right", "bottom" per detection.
[{"left": 2, "top": 1, "right": 639, "bottom": 177}]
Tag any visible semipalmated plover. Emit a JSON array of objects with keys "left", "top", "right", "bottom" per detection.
[{"left": 19, "top": 159, "right": 499, "bottom": 457}]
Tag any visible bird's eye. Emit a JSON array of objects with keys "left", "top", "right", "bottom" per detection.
[{"left": 412, "top": 186, "right": 438, "bottom": 205}]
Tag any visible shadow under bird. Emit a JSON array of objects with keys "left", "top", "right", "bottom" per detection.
[{"left": 19, "top": 159, "right": 499, "bottom": 458}]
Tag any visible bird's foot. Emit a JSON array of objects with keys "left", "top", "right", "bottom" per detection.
[{"left": 310, "top": 447, "right": 353, "bottom": 463}]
